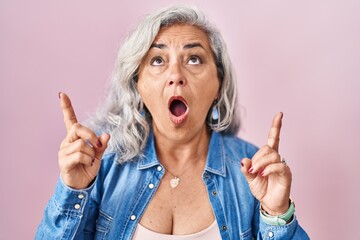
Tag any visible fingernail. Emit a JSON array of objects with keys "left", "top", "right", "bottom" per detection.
[
  {"left": 58, "top": 92, "right": 62, "bottom": 99},
  {"left": 248, "top": 167, "right": 254, "bottom": 174},
  {"left": 96, "top": 140, "right": 103, "bottom": 148}
]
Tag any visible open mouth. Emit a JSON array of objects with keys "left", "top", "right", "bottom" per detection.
[
  {"left": 168, "top": 96, "right": 189, "bottom": 125},
  {"left": 170, "top": 99, "right": 188, "bottom": 117}
]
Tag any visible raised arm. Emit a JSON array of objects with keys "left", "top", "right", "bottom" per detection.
[{"left": 58, "top": 92, "right": 110, "bottom": 189}]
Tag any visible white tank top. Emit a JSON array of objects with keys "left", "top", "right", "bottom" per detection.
[{"left": 132, "top": 221, "right": 222, "bottom": 240}]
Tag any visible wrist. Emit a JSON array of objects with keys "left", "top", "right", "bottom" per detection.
[
  {"left": 261, "top": 191, "right": 292, "bottom": 215},
  {"left": 260, "top": 198, "right": 295, "bottom": 226},
  {"left": 261, "top": 200, "right": 290, "bottom": 216}
]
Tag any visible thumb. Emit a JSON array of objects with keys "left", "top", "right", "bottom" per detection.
[
  {"left": 94, "top": 133, "right": 111, "bottom": 160},
  {"left": 241, "top": 158, "right": 256, "bottom": 182}
]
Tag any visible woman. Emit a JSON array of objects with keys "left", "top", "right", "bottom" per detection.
[{"left": 36, "top": 5, "right": 309, "bottom": 239}]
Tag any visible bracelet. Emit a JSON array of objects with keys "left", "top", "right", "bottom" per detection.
[{"left": 260, "top": 199, "right": 295, "bottom": 226}]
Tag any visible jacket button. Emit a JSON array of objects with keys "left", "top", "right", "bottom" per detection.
[
  {"left": 74, "top": 204, "right": 81, "bottom": 210},
  {"left": 268, "top": 231, "right": 274, "bottom": 238},
  {"left": 157, "top": 166, "right": 162, "bottom": 171},
  {"left": 130, "top": 215, "right": 136, "bottom": 221},
  {"left": 222, "top": 225, "right": 227, "bottom": 231},
  {"left": 148, "top": 183, "right": 155, "bottom": 189},
  {"left": 78, "top": 194, "right": 84, "bottom": 199},
  {"left": 212, "top": 191, "right": 217, "bottom": 196}
]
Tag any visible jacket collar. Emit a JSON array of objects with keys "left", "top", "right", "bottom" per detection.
[
  {"left": 137, "top": 130, "right": 226, "bottom": 177},
  {"left": 137, "top": 130, "right": 160, "bottom": 170},
  {"left": 204, "top": 131, "right": 226, "bottom": 177}
]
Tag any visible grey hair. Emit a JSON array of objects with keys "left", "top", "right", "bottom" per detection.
[{"left": 86, "top": 5, "right": 239, "bottom": 163}]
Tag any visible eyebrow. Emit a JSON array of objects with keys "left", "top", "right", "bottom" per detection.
[
  {"left": 183, "top": 43, "right": 204, "bottom": 49},
  {"left": 150, "top": 42, "right": 205, "bottom": 50},
  {"left": 150, "top": 43, "right": 167, "bottom": 49}
]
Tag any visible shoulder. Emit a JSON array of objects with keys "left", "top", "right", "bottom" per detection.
[
  {"left": 100, "top": 152, "right": 120, "bottom": 169},
  {"left": 99, "top": 151, "right": 139, "bottom": 174},
  {"left": 220, "top": 133, "right": 259, "bottom": 164},
  {"left": 96, "top": 152, "right": 134, "bottom": 182},
  {"left": 92, "top": 152, "right": 140, "bottom": 198}
]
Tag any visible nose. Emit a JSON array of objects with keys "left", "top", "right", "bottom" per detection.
[{"left": 167, "top": 62, "right": 186, "bottom": 87}]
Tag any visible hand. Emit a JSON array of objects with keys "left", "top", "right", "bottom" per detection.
[
  {"left": 58, "top": 93, "right": 110, "bottom": 189},
  {"left": 241, "top": 112, "right": 292, "bottom": 215}
]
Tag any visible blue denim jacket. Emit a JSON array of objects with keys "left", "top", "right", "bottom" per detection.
[{"left": 36, "top": 131, "right": 309, "bottom": 240}]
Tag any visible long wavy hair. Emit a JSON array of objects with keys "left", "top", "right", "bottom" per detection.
[{"left": 86, "top": 5, "right": 239, "bottom": 163}]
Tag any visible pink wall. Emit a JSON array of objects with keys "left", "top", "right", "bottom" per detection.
[{"left": 1, "top": 0, "right": 359, "bottom": 239}]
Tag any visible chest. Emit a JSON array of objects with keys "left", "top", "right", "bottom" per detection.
[
  {"left": 93, "top": 159, "right": 256, "bottom": 240},
  {"left": 139, "top": 170, "right": 215, "bottom": 235}
]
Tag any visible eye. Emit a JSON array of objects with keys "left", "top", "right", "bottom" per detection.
[
  {"left": 151, "top": 57, "right": 164, "bottom": 66},
  {"left": 188, "top": 55, "right": 202, "bottom": 65}
]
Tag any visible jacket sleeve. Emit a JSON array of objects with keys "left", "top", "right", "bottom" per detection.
[
  {"left": 252, "top": 201, "right": 310, "bottom": 240},
  {"left": 35, "top": 177, "right": 98, "bottom": 240}
]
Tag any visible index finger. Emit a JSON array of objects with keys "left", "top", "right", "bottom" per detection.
[
  {"left": 266, "top": 112, "right": 283, "bottom": 152},
  {"left": 59, "top": 92, "right": 78, "bottom": 133}
]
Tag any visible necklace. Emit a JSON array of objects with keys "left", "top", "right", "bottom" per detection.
[
  {"left": 160, "top": 145, "right": 208, "bottom": 188},
  {"left": 161, "top": 162, "right": 196, "bottom": 189}
]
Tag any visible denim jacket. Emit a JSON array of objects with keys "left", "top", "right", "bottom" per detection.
[{"left": 36, "top": 131, "right": 309, "bottom": 240}]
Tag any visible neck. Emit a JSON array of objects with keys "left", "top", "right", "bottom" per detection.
[{"left": 153, "top": 125, "right": 211, "bottom": 168}]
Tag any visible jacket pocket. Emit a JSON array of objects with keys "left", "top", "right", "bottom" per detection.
[{"left": 94, "top": 210, "right": 113, "bottom": 239}]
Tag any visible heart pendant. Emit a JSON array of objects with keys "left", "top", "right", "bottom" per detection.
[{"left": 170, "top": 177, "right": 180, "bottom": 188}]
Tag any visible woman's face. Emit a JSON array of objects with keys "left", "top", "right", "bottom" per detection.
[{"left": 137, "top": 24, "right": 219, "bottom": 140}]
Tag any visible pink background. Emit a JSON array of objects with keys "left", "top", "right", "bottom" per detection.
[{"left": 1, "top": 0, "right": 359, "bottom": 239}]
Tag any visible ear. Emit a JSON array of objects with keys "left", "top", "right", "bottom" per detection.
[{"left": 214, "top": 90, "right": 220, "bottom": 101}]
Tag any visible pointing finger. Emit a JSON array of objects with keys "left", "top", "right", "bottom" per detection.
[
  {"left": 59, "top": 92, "right": 78, "bottom": 133},
  {"left": 267, "top": 112, "right": 283, "bottom": 152}
]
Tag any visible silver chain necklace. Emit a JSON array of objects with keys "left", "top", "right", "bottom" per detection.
[
  {"left": 162, "top": 163, "right": 195, "bottom": 188},
  {"left": 160, "top": 145, "right": 208, "bottom": 188}
]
